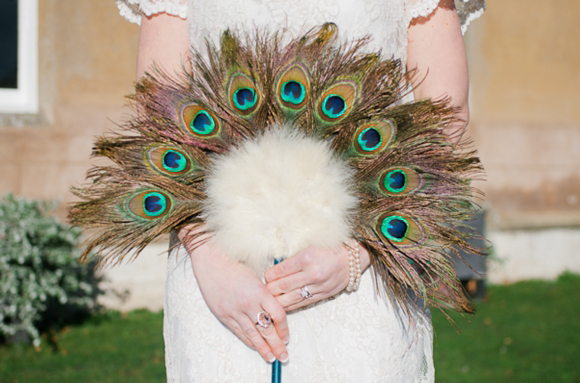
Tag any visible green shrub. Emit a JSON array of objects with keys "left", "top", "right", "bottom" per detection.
[{"left": 0, "top": 194, "right": 101, "bottom": 346}]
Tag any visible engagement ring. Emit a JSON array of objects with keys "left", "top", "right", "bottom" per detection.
[
  {"left": 300, "top": 285, "right": 313, "bottom": 299},
  {"left": 256, "top": 310, "right": 273, "bottom": 329}
]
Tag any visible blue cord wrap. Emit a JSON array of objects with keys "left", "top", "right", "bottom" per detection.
[{"left": 272, "top": 258, "right": 283, "bottom": 383}]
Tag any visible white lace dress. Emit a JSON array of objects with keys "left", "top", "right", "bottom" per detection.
[{"left": 115, "top": 1, "right": 485, "bottom": 382}]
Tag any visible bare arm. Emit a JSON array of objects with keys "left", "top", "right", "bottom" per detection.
[
  {"left": 136, "top": 13, "right": 191, "bottom": 80},
  {"left": 407, "top": 0, "right": 469, "bottom": 144},
  {"left": 266, "top": 2, "right": 469, "bottom": 308},
  {"left": 137, "top": 14, "right": 289, "bottom": 364}
]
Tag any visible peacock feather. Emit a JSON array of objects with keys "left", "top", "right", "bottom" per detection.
[{"left": 69, "top": 24, "right": 485, "bottom": 315}]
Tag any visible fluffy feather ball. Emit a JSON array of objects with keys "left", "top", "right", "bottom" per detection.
[{"left": 202, "top": 126, "right": 358, "bottom": 275}]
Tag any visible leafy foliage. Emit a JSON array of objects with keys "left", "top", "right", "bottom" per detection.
[{"left": 0, "top": 194, "right": 102, "bottom": 346}]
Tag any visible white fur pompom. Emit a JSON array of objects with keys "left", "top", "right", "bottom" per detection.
[{"left": 202, "top": 126, "right": 358, "bottom": 275}]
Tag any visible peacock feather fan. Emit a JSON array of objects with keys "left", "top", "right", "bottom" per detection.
[{"left": 69, "top": 24, "right": 485, "bottom": 315}]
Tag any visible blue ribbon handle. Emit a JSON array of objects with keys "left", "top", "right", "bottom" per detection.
[{"left": 271, "top": 258, "right": 283, "bottom": 383}]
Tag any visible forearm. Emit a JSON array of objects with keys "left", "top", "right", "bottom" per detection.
[
  {"left": 177, "top": 224, "right": 218, "bottom": 271},
  {"left": 138, "top": 13, "right": 208, "bottom": 268},
  {"left": 136, "top": 13, "right": 190, "bottom": 81},
  {"left": 406, "top": 0, "right": 469, "bottom": 144},
  {"left": 136, "top": 16, "right": 292, "bottom": 362}
]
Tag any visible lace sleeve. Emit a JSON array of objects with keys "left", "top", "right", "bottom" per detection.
[
  {"left": 455, "top": 0, "right": 486, "bottom": 34},
  {"left": 407, "top": 0, "right": 485, "bottom": 34},
  {"left": 115, "top": 0, "right": 188, "bottom": 25}
]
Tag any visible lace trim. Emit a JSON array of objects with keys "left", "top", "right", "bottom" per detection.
[
  {"left": 460, "top": 7, "right": 484, "bottom": 33},
  {"left": 456, "top": 0, "right": 486, "bottom": 34},
  {"left": 115, "top": 0, "right": 188, "bottom": 25},
  {"left": 406, "top": 0, "right": 486, "bottom": 34},
  {"left": 407, "top": 0, "right": 441, "bottom": 20}
]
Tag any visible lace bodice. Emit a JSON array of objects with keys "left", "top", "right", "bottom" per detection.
[{"left": 116, "top": 0, "right": 485, "bottom": 63}]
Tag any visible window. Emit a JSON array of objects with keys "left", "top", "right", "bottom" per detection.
[{"left": 0, "top": 0, "right": 38, "bottom": 114}]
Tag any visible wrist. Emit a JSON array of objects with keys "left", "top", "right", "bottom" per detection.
[
  {"left": 358, "top": 241, "right": 371, "bottom": 272},
  {"left": 178, "top": 224, "right": 210, "bottom": 264}
]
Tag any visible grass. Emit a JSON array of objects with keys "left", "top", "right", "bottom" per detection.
[
  {"left": 432, "top": 272, "right": 580, "bottom": 383},
  {"left": 1, "top": 273, "right": 579, "bottom": 383},
  {"left": 0, "top": 310, "right": 165, "bottom": 383}
]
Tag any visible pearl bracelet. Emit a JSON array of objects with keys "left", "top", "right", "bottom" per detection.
[{"left": 345, "top": 240, "right": 361, "bottom": 292}]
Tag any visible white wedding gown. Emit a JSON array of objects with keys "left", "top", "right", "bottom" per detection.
[{"left": 116, "top": 1, "right": 485, "bottom": 381}]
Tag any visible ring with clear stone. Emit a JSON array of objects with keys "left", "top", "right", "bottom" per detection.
[{"left": 300, "top": 285, "right": 313, "bottom": 299}]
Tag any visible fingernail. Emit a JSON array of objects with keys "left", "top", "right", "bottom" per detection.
[
  {"left": 283, "top": 336, "right": 289, "bottom": 345},
  {"left": 267, "top": 353, "right": 276, "bottom": 363},
  {"left": 279, "top": 353, "right": 289, "bottom": 363}
]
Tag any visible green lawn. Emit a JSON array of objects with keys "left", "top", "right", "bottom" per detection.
[
  {"left": 0, "top": 310, "right": 166, "bottom": 383},
  {"left": 433, "top": 272, "right": 580, "bottom": 383},
  {"left": 1, "top": 273, "right": 579, "bottom": 383}
]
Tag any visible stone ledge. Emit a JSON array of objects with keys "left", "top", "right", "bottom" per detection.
[
  {"left": 487, "top": 210, "right": 580, "bottom": 231},
  {"left": 97, "top": 242, "right": 169, "bottom": 312},
  {"left": 487, "top": 227, "right": 580, "bottom": 284},
  {"left": 0, "top": 111, "right": 49, "bottom": 127}
]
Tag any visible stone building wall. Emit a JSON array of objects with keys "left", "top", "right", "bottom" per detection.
[
  {"left": 0, "top": 0, "right": 578, "bottom": 310},
  {"left": 0, "top": 1, "right": 138, "bottom": 209},
  {"left": 0, "top": 1, "right": 153, "bottom": 310},
  {"left": 466, "top": 0, "right": 580, "bottom": 283}
]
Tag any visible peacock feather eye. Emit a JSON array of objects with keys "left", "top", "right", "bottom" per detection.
[
  {"left": 180, "top": 103, "right": 220, "bottom": 138},
  {"left": 381, "top": 215, "right": 409, "bottom": 242},
  {"left": 376, "top": 212, "right": 427, "bottom": 248},
  {"left": 233, "top": 88, "right": 257, "bottom": 110},
  {"left": 126, "top": 190, "right": 173, "bottom": 220},
  {"left": 143, "top": 192, "right": 166, "bottom": 217},
  {"left": 386, "top": 169, "right": 406, "bottom": 191},
  {"left": 322, "top": 95, "right": 346, "bottom": 118},
  {"left": 192, "top": 111, "right": 215, "bottom": 135},
  {"left": 145, "top": 146, "right": 194, "bottom": 177},
  {"left": 162, "top": 150, "right": 186, "bottom": 172},
  {"left": 379, "top": 167, "right": 423, "bottom": 196},
  {"left": 357, "top": 126, "right": 381, "bottom": 151},
  {"left": 317, "top": 81, "right": 358, "bottom": 123},
  {"left": 228, "top": 73, "right": 261, "bottom": 116},
  {"left": 276, "top": 63, "right": 310, "bottom": 111},
  {"left": 353, "top": 119, "right": 396, "bottom": 155},
  {"left": 281, "top": 81, "right": 305, "bottom": 104}
]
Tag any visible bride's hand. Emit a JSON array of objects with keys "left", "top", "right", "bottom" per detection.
[
  {"left": 180, "top": 227, "right": 290, "bottom": 364},
  {"left": 264, "top": 242, "right": 370, "bottom": 312}
]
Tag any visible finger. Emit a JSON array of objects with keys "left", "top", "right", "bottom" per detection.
[
  {"left": 225, "top": 318, "right": 255, "bottom": 350},
  {"left": 254, "top": 309, "right": 289, "bottom": 363},
  {"left": 266, "top": 271, "right": 308, "bottom": 296},
  {"left": 275, "top": 286, "right": 317, "bottom": 309},
  {"left": 284, "top": 302, "right": 303, "bottom": 312},
  {"left": 284, "top": 296, "right": 321, "bottom": 312},
  {"left": 264, "top": 255, "right": 302, "bottom": 283},
  {"left": 261, "top": 296, "right": 290, "bottom": 346},
  {"left": 276, "top": 287, "right": 315, "bottom": 309},
  {"left": 240, "top": 316, "right": 276, "bottom": 363}
]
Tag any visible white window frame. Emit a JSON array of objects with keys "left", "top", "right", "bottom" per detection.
[{"left": 0, "top": 0, "right": 38, "bottom": 114}]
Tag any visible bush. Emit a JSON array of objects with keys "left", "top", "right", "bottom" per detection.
[{"left": 0, "top": 194, "right": 102, "bottom": 346}]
